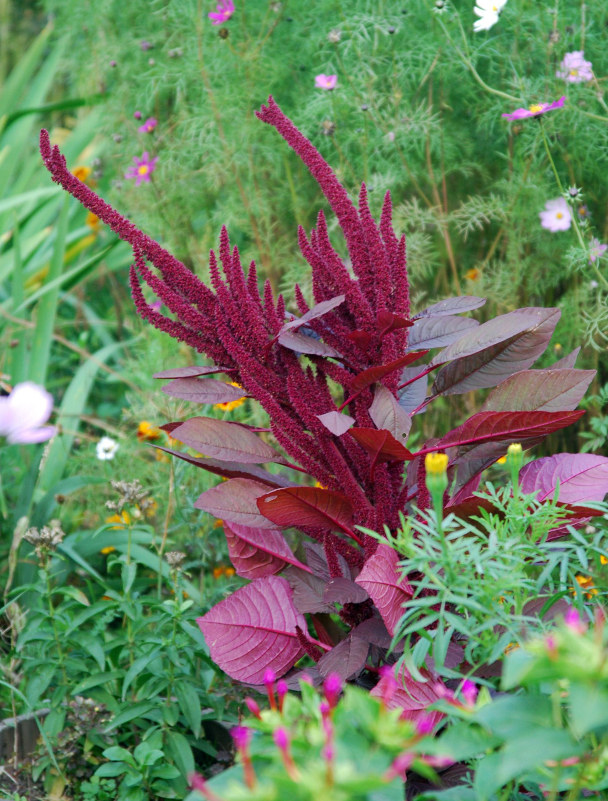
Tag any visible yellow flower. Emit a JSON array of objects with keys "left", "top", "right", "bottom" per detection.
[
  {"left": 314, "top": 481, "right": 327, "bottom": 489},
  {"left": 572, "top": 575, "right": 598, "bottom": 599},
  {"left": 464, "top": 268, "right": 480, "bottom": 281},
  {"left": 600, "top": 555, "right": 607, "bottom": 566},
  {"left": 137, "top": 421, "right": 162, "bottom": 441},
  {"left": 106, "top": 510, "right": 131, "bottom": 529},
  {"left": 213, "top": 565, "right": 236, "bottom": 579},
  {"left": 213, "top": 519, "right": 224, "bottom": 529},
  {"left": 507, "top": 443, "right": 522, "bottom": 457},
  {"left": 425, "top": 452, "right": 448, "bottom": 474},
  {"left": 86, "top": 211, "right": 100, "bottom": 231},
  {"left": 72, "top": 166, "right": 92, "bottom": 183},
  {"left": 496, "top": 456, "right": 507, "bottom": 465},
  {"left": 214, "top": 383, "right": 245, "bottom": 412},
  {"left": 100, "top": 546, "right": 116, "bottom": 555}
]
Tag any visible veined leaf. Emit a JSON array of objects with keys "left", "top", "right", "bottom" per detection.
[
  {"left": 317, "top": 634, "right": 369, "bottom": 680},
  {"left": 352, "top": 351, "right": 429, "bottom": 392},
  {"left": 481, "top": 369, "right": 594, "bottom": 413},
  {"left": 369, "top": 385, "right": 412, "bottom": 442},
  {"left": 170, "top": 417, "right": 281, "bottom": 464},
  {"left": 406, "top": 315, "right": 479, "bottom": 351},
  {"left": 355, "top": 544, "right": 413, "bottom": 635},
  {"left": 414, "top": 296, "right": 486, "bottom": 319},
  {"left": 153, "top": 446, "right": 292, "bottom": 487},
  {"left": 370, "top": 663, "right": 446, "bottom": 729},
  {"left": 161, "top": 378, "right": 246, "bottom": 405},
  {"left": 279, "top": 295, "right": 345, "bottom": 334},
  {"left": 153, "top": 365, "right": 234, "bottom": 379},
  {"left": 257, "top": 486, "right": 355, "bottom": 537},
  {"left": 224, "top": 522, "right": 312, "bottom": 578},
  {"left": 317, "top": 411, "right": 355, "bottom": 436},
  {"left": 350, "top": 427, "right": 414, "bottom": 466},
  {"left": 278, "top": 330, "right": 341, "bottom": 357},
  {"left": 519, "top": 453, "right": 608, "bottom": 504},
  {"left": 195, "top": 478, "right": 281, "bottom": 529}
]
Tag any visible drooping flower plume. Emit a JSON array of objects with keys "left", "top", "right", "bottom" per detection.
[
  {"left": 539, "top": 197, "right": 572, "bottom": 232},
  {"left": 556, "top": 51, "right": 593, "bottom": 83},
  {"left": 0, "top": 382, "right": 56, "bottom": 444},
  {"left": 502, "top": 96, "right": 565, "bottom": 121},
  {"left": 125, "top": 152, "right": 158, "bottom": 186}
]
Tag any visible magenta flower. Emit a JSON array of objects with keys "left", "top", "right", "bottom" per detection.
[
  {"left": 208, "top": 0, "right": 234, "bottom": 24},
  {"left": 564, "top": 608, "right": 588, "bottom": 634},
  {"left": 125, "top": 152, "right": 158, "bottom": 186},
  {"left": 556, "top": 51, "right": 593, "bottom": 83},
  {"left": 0, "top": 382, "right": 56, "bottom": 444},
  {"left": 589, "top": 237, "right": 607, "bottom": 263},
  {"left": 315, "top": 74, "right": 338, "bottom": 91},
  {"left": 502, "top": 96, "right": 565, "bottom": 121},
  {"left": 539, "top": 197, "right": 572, "bottom": 232},
  {"left": 138, "top": 117, "right": 158, "bottom": 134}
]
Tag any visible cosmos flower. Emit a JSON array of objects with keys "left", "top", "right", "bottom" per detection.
[
  {"left": 539, "top": 197, "right": 572, "bottom": 232},
  {"left": 0, "top": 382, "right": 56, "bottom": 444},
  {"left": 589, "top": 237, "right": 607, "bottom": 263},
  {"left": 96, "top": 436, "right": 119, "bottom": 460},
  {"left": 125, "top": 152, "right": 158, "bottom": 186},
  {"left": 315, "top": 74, "right": 338, "bottom": 90},
  {"left": 473, "top": 0, "right": 508, "bottom": 32},
  {"left": 138, "top": 117, "right": 158, "bottom": 134},
  {"left": 502, "top": 96, "right": 565, "bottom": 121},
  {"left": 208, "top": 0, "right": 235, "bottom": 25},
  {"left": 556, "top": 51, "right": 593, "bottom": 83}
]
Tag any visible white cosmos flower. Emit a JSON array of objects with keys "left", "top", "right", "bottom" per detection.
[
  {"left": 96, "top": 436, "right": 119, "bottom": 461},
  {"left": 473, "top": 0, "right": 507, "bottom": 31},
  {"left": 0, "top": 382, "right": 56, "bottom": 444}
]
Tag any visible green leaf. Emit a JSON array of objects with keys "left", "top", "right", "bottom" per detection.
[
  {"left": 122, "top": 561, "right": 137, "bottom": 594},
  {"left": 121, "top": 648, "right": 162, "bottom": 701},
  {"left": 105, "top": 701, "right": 157, "bottom": 732},
  {"left": 569, "top": 682, "right": 608, "bottom": 735},
  {"left": 165, "top": 731, "right": 195, "bottom": 778},
  {"left": 25, "top": 663, "right": 56, "bottom": 706},
  {"left": 71, "top": 670, "right": 124, "bottom": 695},
  {"left": 175, "top": 682, "right": 202, "bottom": 738},
  {"left": 103, "top": 746, "right": 136, "bottom": 764},
  {"left": 95, "top": 762, "right": 129, "bottom": 778}
]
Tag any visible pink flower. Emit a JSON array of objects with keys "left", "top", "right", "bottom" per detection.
[
  {"left": 460, "top": 679, "right": 478, "bottom": 707},
  {"left": 539, "top": 197, "right": 572, "bottom": 232},
  {"left": 556, "top": 51, "right": 593, "bottom": 83},
  {"left": 208, "top": 0, "right": 234, "bottom": 25},
  {"left": 502, "top": 96, "right": 565, "bottom": 121},
  {"left": 564, "top": 608, "right": 588, "bottom": 634},
  {"left": 0, "top": 382, "right": 56, "bottom": 444},
  {"left": 589, "top": 237, "right": 607, "bottom": 263},
  {"left": 133, "top": 110, "right": 142, "bottom": 120},
  {"left": 315, "top": 74, "right": 338, "bottom": 90},
  {"left": 125, "top": 152, "right": 158, "bottom": 186},
  {"left": 138, "top": 117, "right": 157, "bottom": 134}
]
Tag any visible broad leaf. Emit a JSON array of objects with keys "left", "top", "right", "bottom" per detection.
[
  {"left": 153, "top": 365, "right": 234, "bottom": 379},
  {"left": 355, "top": 544, "right": 413, "bottom": 635},
  {"left": 316, "top": 411, "right": 355, "bottom": 436},
  {"left": 541, "top": 347, "right": 580, "bottom": 370},
  {"left": 398, "top": 367, "right": 429, "bottom": 415},
  {"left": 481, "top": 369, "right": 594, "bottom": 413},
  {"left": 279, "top": 295, "right": 345, "bottom": 334},
  {"left": 519, "top": 453, "right": 608, "bottom": 504},
  {"left": 370, "top": 663, "right": 446, "bottom": 728},
  {"left": 284, "top": 566, "right": 334, "bottom": 614},
  {"left": 369, "top": 385, "right": 412, "bottom": 442},
  {"left": 351, "top": 351, "right": 430, "bottom": 392},
  {"left": 348, "top": 330, "right": 373, "bottom": 349},
  {"left": 407, "top": 315, "right": 479, "bottom": 351},
  {"left": 323, "top": 577, "right": 369, "bottom": 605},
  {"left": 224, "top": 523, "right": 312, "bottom": 579},
  {"left": 350, "top": 427, "right": 414, "bottom": 465},
  {"left": 432, "top": 307, "right": 560, "bottom": 395},
  {"left": 414, "top": 296, "right": 486, "bottom": 319},
  {"left": 278, "top": 330, "right": 341, "bottom": 358},
  {"left": 197, "top": 576, "right": 306, "bottom": 683},
  {"left": 195, "top": 478, "right": 280, "bottom": 529},
  {"left": 317, "top": 634, "right": 369, "bottom": 680},
  {"left": 352, "top": 617, "right": 393, "bottom": 648},
  {"left": 303, "top": 542, "right": 350, "bottom": 580},
  {"left": 257, "top": 486, "right": 355, "bottom": 536},
  {"left": 437, "top": 410, "right": 584, "bottom": 452},
  {"left": 153, "top": 446, "right": 292, "bottom": 487},
  {"left": 161, "top": 378, "right": 246, "bottom": 404},
  {"left": 377, "top": 310, "right": 414, "bottom": 335},
  {"left": 170, "top": 417, "right": 281, "bottom": 464}
]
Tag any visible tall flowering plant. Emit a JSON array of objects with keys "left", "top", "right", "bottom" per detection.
[{"left": 40, "top": 98, "right": 608, "bottom": 707}]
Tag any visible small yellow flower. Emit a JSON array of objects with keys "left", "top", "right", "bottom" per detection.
[
  {"left": 504, "top": 642, "right": 519, "bottom": 655},
  {"left": 137, "top": 421, "right": 162, "bottom": 441},
  {"left": 553, "top": 343, "right": 563, "bottom": 353},
  {"left": 314, "top": 481, "right": 327, "bottom": 489},
  {"left": 496, "top": 456, "right": 507, "bottom": 465},
  {"left": 213, "top": 519, "right": 224, "bottom": 529},
  {"left": 214, "top": 383, "right": 245, "bottom": 412},
  {"left": 425, "top": 452, "right": 448, "bottom": 474},
  {"left": 224, "top": 567, "right": 235, "bottom": 577},
  {"left": 464, "top": 268, "right": 480, "bottom": 281},
  {"left": 213, "top": 566, "right": 224, "bottom": 579},
  {"left": 507, "top": 443, "right": 522, "bottom": 456},
  {"left": 72, "top": 165, "right": 92, "bottom": 183},
  {"left": 600, "top": 555, "right": 607, "bottom": 566},
  {"left": 572, "top": 575, "right": 598, "bottom": 599},
  {"left": 100, "top": 546, "right": 116, "bottom": 555},
  {"left": 86, "top": 211, "right": 100, "bottom": 230},
  {"left": 106, "top": 510, "right": 131, "bottom": 529}
]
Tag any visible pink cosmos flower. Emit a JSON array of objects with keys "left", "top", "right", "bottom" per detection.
[
  {"left": 589, "top": 237, "right": 607, "bottom": 263},
  {"left": 138, "top": 117, "right": 158, "bottom": 134},
  {"left": 0, "top": 382, "right": 56, "bottom": 444},
  {"left": 315, "top": 74, "right": 338, "bottom": 90},
  {"left": 125, "top": 152, "right": 158, "bottom": 186},
  {"left": 556, "top": 51, "right": 593, "bottom": 83},
  {"left": 502, "top": 96, "right": 565, "bottom": 121},
  {"left": 208, "top": 0, "right": 234, "bottom": 25},
  {"left": 539, "top": 197, "right": 572, "bottom": 232}
]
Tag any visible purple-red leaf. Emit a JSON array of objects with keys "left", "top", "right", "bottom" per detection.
[
  {"left": 432, "top": 307, "right": 561, "bottom": 395},
  {"left": 414, "top": 296, "right": 486, "bottom": 319},
  {"left": 370, "top": 664, "right": 446, "bottom": 728},
  {"left": 436, "top": 410, "right": 584, "bottom": 452},
  {"left": 377, "top": 310, "right": 414, "bottom": 335},
  {"left": 170, "top": 417, "right": 281, "bottom": 464},
  {"left": 279, "top": 295, "right": 345, "bottom": 334},
  {"left": 195, "top": 478, "right": 281, "bottom": 529},
  {"left": 351, "top": 351, "right": 430, "bottom": 392},
  {"left": 352, "top": 617, "right": 393, "bottom": 648},
  {"left": 224, "top": 522, "right": 311, "bottom": 579},
  {"left": 278, "top": 330, "right": 341, "bottom": 358},
  {"left": 257, "top": 486, "right": 356, "bottom": 538},
  {"left": 519, "top": 453, "right": 608, "bottom": 504},
  {"left": 348, "top": 330, "right": 373, "bottom": 350},
  {"left": 153, "top": 365, "right": 234, "bottom": 379},
  {"left": 369, "top": 385, "right": 412, "bottom": 442},
  {"left": 355, "top": 544, "right": 413, "bottom": 636},
  {"left": 197, "top": 576, "right": 306, "bottom": 683},
  {"left": 398, "top": 367, "right": 429, "bottom": 415},
  {"left": 350, "top": 427, "right": 414, "bottom": 465},
  {"left": 152, "top": 446, "right": 292, "bottom": 487},
  {"left": 161, "top": 378, "right": 246, "bottom": 405},
  {"left": 541, "top": 347, "right": 580, "bottom": 370},
  {"left": 407, "top": 315, "right": 479, "bottom": 352},
  {"left": 323, "top": 577, "right": 369, "bottom": 605},
  {"left": 481, "top": 369, "right": 594, "bottom": 413},
  {"left": 317, "top": 411, "right": 355, "bottom": 436},
  {"left": 317, "top": 634, "right": 369, "bottom": 680},
  {"left": 303, "top": 542, "right": 350, "bottom": 580},
  {"left": 284, "top": 567, "right": 335, "bottom": 613}
]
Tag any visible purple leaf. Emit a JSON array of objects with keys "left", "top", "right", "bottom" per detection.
[
  {"left": 170, "top": 417, "right": 281, "bottom": 464},
  {"left": 316, "top": 411, "right": 355, "bottom": 436},
  {"left": 257, "top": 486, "right": 355, "bottom": 537},
  {"left": 153, "top": 365, "right": 234, "bottom": 379},
  {"left": 161, "top": 378, "right": 246, "bottom": 404},
  {"left": 369, "top": 385, "right": 412, "bottom": 442},
  {"left": 350, "top": 428, "right": 414, "bottom": 466},
  {"left": 398, "top": 367, "right": 429, "bottom": 415},
  {"left": 414, "top": 296, "right": 486, "bottom": 319},
  {"left": 303, "top": 542, "right": 350, "bottom": 580},
  {"left": 481, "top": 369, "right": 594, "bottom": 413},
  {"left": 224, "top": 522, "right": 312, "bottom": 579},
  {"left": 197, "top": 576, "right": 306, "bottom": 683},
  {"left": 323, "top": 577, "right": 369, "bottom": 605},
  {"left": 406, "top": 315, "right": 479, "bottom": 351},
  {"left": 541, "top": 347, "right": 580, "bottom": 370},
  {"left": 279, "top": 295, "right": 346, "bottom": 334},
  {"left": 278, "top": 330, "right": 341, "bottom": 358},
  {"left": 195, "top": 478, "right": 281, "bottom": 529},
  {"left": 519, "top": 453, "right": 608, "bottom": 504},
  {"left": 377, "top": 310, "right": 414, "bottom": 335},
  {"left": 152, "top": 446, "right": 293, "bottom": 487},
  {"left": 355, "top": 544, "right": 413, "bottom": 636},
  {"left": 284, "top": 566, "right": 334, "bottom": 613},
  {"left": 431, "top": 307, "right": 561, "bottom": 395},
  {"left": 352, "top": 617, "right": 393, "bottom": 648},
  {"left": 370, "top": 664, "right": 446, "bottom": 728},
  {"left": 352, "top": 351, "right": 430, "bottom": 392},
  {"left": 317, "top": 634, "right": 369, "bottom": 680}
]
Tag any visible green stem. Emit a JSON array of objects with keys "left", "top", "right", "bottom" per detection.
[{"left": 44, "top": 563, "right": 67, "bottom": 685}]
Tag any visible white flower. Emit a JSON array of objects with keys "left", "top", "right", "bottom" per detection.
[
  {"left": 0, "top": 382, "right": 56, "bottom": 444},
  {"left": 539, "top": 197, "right": 572, "bottom": 232},
  {"left": 96, "top": 436, "right": 119, "bottom": 460},
  {"left": 473, "top": 0, "right": 507, "bottom": 31}
]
